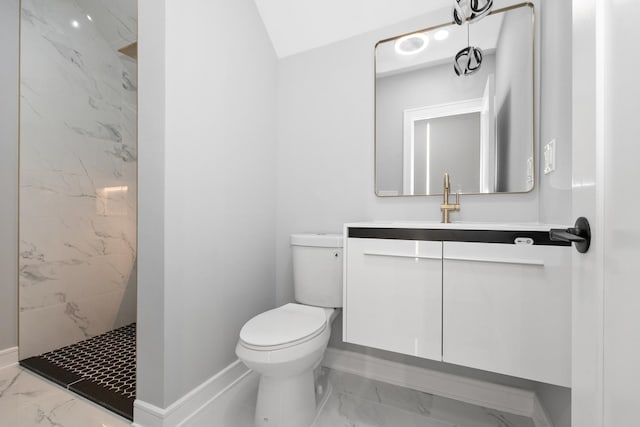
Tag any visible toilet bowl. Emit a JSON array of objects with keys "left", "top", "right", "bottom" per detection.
[
  {"left": 236, "top": 304, "right": 337, "bottom": 427},
  {"left": 235, "top": 234, "right": 343, "bottom": 427}
]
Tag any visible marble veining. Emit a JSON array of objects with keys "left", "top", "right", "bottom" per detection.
[
  {"left": 187, "top": 368, "right": 537, "bottom": 427},
  {"left": 20, "top": 0, "right": 138, "bottom": 359},
  {"left": 311, "top": 370, "right": 535, "bottom": 427},
  {"left": 0, "top": 365, "right": 129, "bottom": 427}
]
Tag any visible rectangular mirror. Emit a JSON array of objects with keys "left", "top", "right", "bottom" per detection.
[{"left": 375, "top": 3, "right": 534, "bottom": 196}]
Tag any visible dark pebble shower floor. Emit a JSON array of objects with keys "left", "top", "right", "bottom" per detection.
[{"left": 20, "top": 323, "right": 136, "bottom": 420}]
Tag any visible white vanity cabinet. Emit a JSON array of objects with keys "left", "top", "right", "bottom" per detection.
[
  {"left": 344, "top": 238, "right": 443, "bottom": 360},
  {"left": 442, "top": 242, "right": 571, "bottom": 387},
  {"left": 343, "top": 224, "right": 572, "bottom": 387}
]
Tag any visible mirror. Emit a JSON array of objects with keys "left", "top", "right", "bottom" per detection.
[{"left": 375, "top": 3, "right": 534, "bottom": 196}]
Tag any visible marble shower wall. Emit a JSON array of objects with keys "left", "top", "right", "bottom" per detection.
[{"left": 19, "top": 0, "right": 137, "bottom": 359}]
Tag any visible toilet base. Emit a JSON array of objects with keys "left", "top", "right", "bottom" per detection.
[{"left": 254, "top": 370, "right": 316, "bottom": 427}]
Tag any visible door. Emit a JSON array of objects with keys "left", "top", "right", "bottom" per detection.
[
  {"left": 572, "top": 1, "right": 640, "bottom": 426},
  {"left": 599, "top": 1, "right": 640, "bottom": 425}
]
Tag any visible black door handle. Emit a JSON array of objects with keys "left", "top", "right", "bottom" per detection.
[{"left": 550, "top": 217, "right": 591, "bottom": 253}]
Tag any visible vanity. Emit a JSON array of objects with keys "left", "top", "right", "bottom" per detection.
[
  {"left": 353, "top": 1, "right": 574, "bottom": 389},
  {"left": 342, "top": 222, "right": 572, "bottom": 388}
]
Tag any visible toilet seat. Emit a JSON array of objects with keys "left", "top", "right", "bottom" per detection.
[{"left": 239, "top": 303, "right": 328, "bottom": 351}]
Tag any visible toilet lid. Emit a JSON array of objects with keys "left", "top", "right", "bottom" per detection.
[{"left": 239, "top": 303, "right": 327, "bottom": 348}]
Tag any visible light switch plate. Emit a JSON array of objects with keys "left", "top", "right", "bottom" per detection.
[{"left": 544, "top": 139, "right": 556, "bottom": 174}]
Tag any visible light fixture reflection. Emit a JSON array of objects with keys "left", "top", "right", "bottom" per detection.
[
  {"left": 96, "top": 186, "right": 129, "bottom": 216},
  {"left": 394, "top": 33, "right": 429, "bottom": 56},
  {"left": 434, "top": 29, "right": 449, "bottom": 41},
  {"left": 71, "top": 20, "right": 80, "bottom": 28},
  {"left": 86, "top": 14, "right": 93, "bottom": 21},
  {"left": 102, "top": 186, "right": 129, "bottom": 193}
]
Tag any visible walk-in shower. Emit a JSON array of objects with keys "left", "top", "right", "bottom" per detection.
[{"left": 18, "top": 0, "right": 138, "bottom": 419}]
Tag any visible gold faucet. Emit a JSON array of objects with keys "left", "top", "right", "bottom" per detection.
[{"left": 440, "top": 173, "right": 460, "bottom": 224}]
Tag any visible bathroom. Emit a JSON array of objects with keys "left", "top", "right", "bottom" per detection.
[{"left": 0, "top": 0, "right": 637, "bottom": 426}]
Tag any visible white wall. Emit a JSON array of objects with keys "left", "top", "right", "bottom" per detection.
[
  {"left": 0, "top": 0, "right": 19, "bottom": 351},
  {"left": 138, "top": 0, "right": 277, "bottom": 408}
]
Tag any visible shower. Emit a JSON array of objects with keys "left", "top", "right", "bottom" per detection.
[{"left": 18, "top": 0, "right": 138, "bottom": 420}]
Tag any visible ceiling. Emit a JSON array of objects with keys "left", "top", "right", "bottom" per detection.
[{"left": 253, "top": 0, "right": 452, "bottom": 58}]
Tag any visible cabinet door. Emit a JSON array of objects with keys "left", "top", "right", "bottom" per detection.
[
  {"left": 442, "top": 242, "right": 571, "bottom": 387},
  {"left": 344, "top": 238, "right": 442, "bottom": 360}
]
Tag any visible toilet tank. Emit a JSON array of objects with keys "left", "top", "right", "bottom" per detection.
[{"left": 290, "top": 234, "right": 343, "bottom": 308}]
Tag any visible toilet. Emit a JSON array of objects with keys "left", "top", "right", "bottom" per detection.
[{"left": 236, "top": 233, "right": 343, "bottom": 427}]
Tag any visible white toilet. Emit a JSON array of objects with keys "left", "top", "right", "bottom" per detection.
[{"left": 236, "top": 233, "right": 343, "bottom": 427}]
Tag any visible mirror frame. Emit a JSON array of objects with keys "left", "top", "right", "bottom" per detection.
[{"left": 374, "top": 2, "right": 536, "bottom": 197}]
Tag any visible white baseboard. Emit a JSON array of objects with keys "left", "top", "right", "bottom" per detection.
[
  {"left": 0, "top": 347, "right": 18, "bottom": 370},
  {"left": 321, "top": 348, "right": 553, "bottom": 427},
  {"left": 132, "top": 359, "right": 251, "bottom": 427}
]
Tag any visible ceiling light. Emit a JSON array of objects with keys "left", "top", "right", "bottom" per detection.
[
  {"left": 71, "top": 20, "right": 79, "bottom": 28},
  {"left": 395, "top": 33, "right": 429, "bottom": 56},
  {"left": 86, "top": 15, "right": 93, "bottom": 21},
  {"left": 434, "top": 29, "right": 449, "bottom": 41},
  {"left": 453, "top": 0, "right": 494, "bottom": 24}
]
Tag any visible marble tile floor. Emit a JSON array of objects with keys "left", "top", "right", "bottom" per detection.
[
  {"left": 0, "top": 364, "right": 130, "bottom": 427},
  {"left": 187, "top": 368, "right": 536, "bottom": 427},
  {"left": 313, "top": 369, "right": 535, "bottom": 427},
  {"left": 0, "top": 364, "right": 537, "bottom": 427}
]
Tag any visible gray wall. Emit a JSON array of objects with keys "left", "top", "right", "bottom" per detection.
[
  {"left": 376, "top": 57, "right": 495, "bottom": 194},
  {"left": 138, "top": 0, "right": 277, "bottom": 408},
  {"left": 0, "top": 0, "right": 19, "bottom": 351}
]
